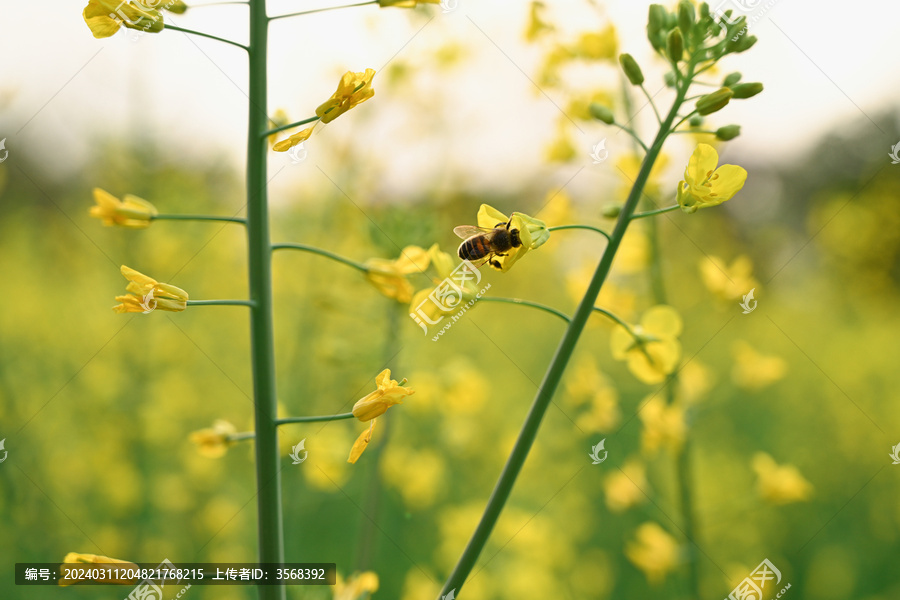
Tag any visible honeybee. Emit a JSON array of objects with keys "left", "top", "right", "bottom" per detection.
[{"left": 454, "top": 216, "right": 522, "bottom": 269}]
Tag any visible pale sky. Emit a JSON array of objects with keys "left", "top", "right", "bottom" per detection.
[{"left": 2, "top": 0, "right": 899, "bottom": 202}]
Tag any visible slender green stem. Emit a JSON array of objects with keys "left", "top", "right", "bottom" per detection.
[
  {"left": 672, "top": 129, "right": 714, "bottom": 135},
  {"left": 548, "top": 224, "right": 611, "bottom": 240},
  {"left": 163, "top": 24, "right": 248, "bottom": 51},
  {"left": 630, "top": 205, "right": 679, "bottom": 220},
  {"left": 187, "top": 299, "right": 256, "bottom": 307},
  {"left": 479, "top": 297, "right": 571, "bottom": 323},
  {"left": 270, "top": 0, "right": 379, "bottom": 21},
  {"left": 591, "top": 306, "right": 636, "bottom": 336},
  {"left": 272, "top": 242, "right": 369, "bottom": 272},
  {"left": 438, "top": 56, "right": 697, "bottom": 600},
  {"left": 670, "top": 110, "right": 699, "bottom": 134},
  {"left": 194, "top": 1, "right": 249, "bottom": 6},
  {"left": 227, "top": 431, "right": 257, "bottom": 442},
  {"left": 246, "top": 3, "right": 285, "bottom": 600},
  {"left": 275, "top": 413, "right": 354, "bottom": 425},
  {"left": 639, "top": 84, "right": 662, "bottom": 124},
  {"left": 153, "top": 214, "right": 246, "bottom": 224},
  {"left": 614, "top": 123, "right": 649, "bottom": 152},
  {"left": 261, "top": 116, "right": 319, "bottom": 138}
]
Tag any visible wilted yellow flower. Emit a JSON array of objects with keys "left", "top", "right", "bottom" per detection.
[
  {"left": 272, "top": 126, "right": 315, "bottom": 153},
  {"left": 114, "top": 265, "right": 188, "bottom": 313},
  {"left": 475, "top": 204, "right": 549, "bottom": 272},
  {"left": 378, "top": 0, "right": 439, "bottom": 7},
  {"left": 83, "top": 0, "right": 163, "bottom": 38},
  {"left": 189, "top": 420, "right": 237, "bottom": 458},
  {"left": 333, "top": 571, "right": 379, "bottom": 600},
  {"left": 59, "top": 553, "right": 138, "bottom": 586},
  {"left": 604, "top": 458, "right": 648, "bottom": 512},
  {"left": 676, "top": 144, "right": 747, "bottom": 213},
  {"left": 90, "top": 188, "right": 157, "bottom": 228},
  {"left": 638, "top": 396, "right": 686, "bottom": 454},
  {"left": 625, "top": 522, "right": 679, "bottom": 584},
  {"left": 700, "top": 255, "right": 759, "bottom": 301},
  {"left": 349, "top": 369, "right": 414, "bottom": 463},
  {"left": 525, "top": 1, "right": 554, "bottom": 41},
  {"left": 731, "top": 340, "right": 787, "bottom": 390},
  {"left": 752, "top": 452, "right": 813, "bottom": 504},
  {"left": 316, "top": 69, "right": 376, "bottom": 124},
  {"left": 571, "top": 25, "right": 618, "bottom": 60},
  {"left": 365, "top": 245, "right": 430, "bottom": 304},
  {"left": 610, "top": 305, "right": 682, "bottom": 384}
]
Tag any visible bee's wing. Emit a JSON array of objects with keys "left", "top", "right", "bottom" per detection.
[{"left": 453, "top": 225, "right": 495, "bottom": 240}]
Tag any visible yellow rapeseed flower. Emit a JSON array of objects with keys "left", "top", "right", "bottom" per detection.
[
  {"left": 59, "top": 553, "right": 138, "bottom": 586},
  {"left": 731, "top": 340, "right": 787, "bottom": 390},
  {"left": 268, "top": 108, "right": 291, "bottom": 147},
  {"left": 90, "top": 188, "right": 157, "bottom": 228},
  {"left": 638, "top": 396, "right": 686, "bottom": 454},
  {"left": 676, "top": 143, "right": 747, "bottom": 213},
  {"left": 378, "top": 0, "right": 439, "bottom": 7},
  {"left": 83, "top": 0, "right": 163, "bottom": 38},
  {"left": 333, "top": 571, "right": 379, "bottom": 600},
  {"left": 700, "top": 255, "right": 759, "bottom": 301},
  {"left": 348, "top": 369, "right": 414, "bottom": 463},
  {"left": 604, "top": 458, "right": 648, "bottom": 512},
  {"left": 476, "top": 204, "right": 549, "bottom": 272},
  {"left": 272, "top": 126, "right": 315, "bottom": 153},
  {"left": 525, "top": 1, "right": 554, "bottom": 42},
  {"left": 625, "top": 522, "right": 679, "bottom": 584},
  {"left": 570, "top": 25, "right": 618, "bottom": 60},
  {"left": 114, "top": 265, "right": 188, "bottom": 313},
  {"left": 365, "top": 245, "right": 431, "bottom": 304},
  {"left": 545, "top": 121, "right": 577, "bottom": 162},
  {"left": 610, "top": 305, "right": 682, "bottom": 384},
  {"left": 752, "top": 452, "right": 813, "bottom": 504},
  {"left": 189, "top": 420, "right": 237, "bottom": 458},
  {"left": 317, "top": 69, "right": 376, "bottom": 124}
]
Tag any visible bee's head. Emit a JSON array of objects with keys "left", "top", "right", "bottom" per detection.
[{"left": 509, "top": 228, "right": 522, "bottom": 248}]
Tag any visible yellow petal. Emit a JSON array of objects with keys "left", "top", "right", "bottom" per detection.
[
  {"left": 272, "top": 125, "right": 315, "bottom": 152},
  {"left": 685, "top": 143, "right": 719, "bottom": 184},
  {"left": 348, "top": 421, "right": 376, "bottom": 464},
  {"left": 641, "top": 305, "right": 683, "bottom": 339}
]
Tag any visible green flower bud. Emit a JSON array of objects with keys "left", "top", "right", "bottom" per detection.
[
  {"left": 689, "top": 115, "right": 704, "bottom": 128},
  {"left": 647, "top": 5, "right": 668, "bottom": 52},
  {"left": 664, "top": 71, "right": 677, "bottom": 88},
  {"left": 715, "top": 125, "right": 741, "bottom": 140},
  {"left": 589, "top": 103, "right": 615, "bottom": 124},
  {"left": 602, "top": 204, "right": 622, "bottom": 218},
  {"left": 699, "top": 3, "right": 710, "bottom": 19},
  {"left": 666, "top": 28, "right": 684, "bottom": 63},
  {"left": 731, "top": 34, "right": 758, "bottom": 53},
  {"left": 723, "top": 72, "right": 742, "bottom": 87},
  {"left": 695, "top": 87, "right": 733, "bottom": 115},
  {"left": 678, "top": 1, "right": 695, "bottom": 36},
  {"left": 619, "top": 53, "right": 645, "bottom": 86},
  {"left": 730, "top": 82, "right": 763, "bottom": 99}
]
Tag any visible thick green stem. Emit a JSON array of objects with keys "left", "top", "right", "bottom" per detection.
[
  {"left": 438, "top": 60, "right": 696, "bottom": 600},
  {"left": 153, "top": 214, "right": 246, "bottom": 224},
  {"left": 245, "top": 3, "right": 285, "bottom": 600},
  {"left": 479, "top": 297, "right": 571, "bottom": 323},
  {"left": 271, "top": 242, "right": 368, "bottom": 272}
]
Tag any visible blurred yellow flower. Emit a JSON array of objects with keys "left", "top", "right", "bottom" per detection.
[
  {"left": 537, "top": 45, "right": 574, "bottom": 87},
  {"left": 475, "top": 204, "right": 549, "bottom": 272},
  {"left": 604, "top": 458, "right": 648, "bottom": 512},
  {"left": 316, "top": 69, "right": 376, "bottom": 124},
  {"left": 571, "top": 25, "right": 618, "bottom": 60},
  {"left": 333, "top": 571, "right": 379, "bottom": 600},
  {"left": 676, "top": 144, "right": 747, "bottom": 213},
  {"left": 83, "top": 1, "right": 163, "bottom": 38},
  {"left": 535, "top": 188, "right": 574, "bottom": 227},
  {"left": 189, "top": 420, "right": 237, "bottom": 458},
  {"left": 616, "top": 152, "right": 669, "bottom": 200},
  {"left": 566, "top": 90, "right": 615, "bottom": 121},
  {"left": 349, "top": 369, "right": 414, "bottom": 463},
  {"left": 700, "top": 255, "right": 759, "bottom": 301},
  {"left": 59, "top": 553, "right": 138, "bottom": 586},
  {"left": 114, "top": 265, "right": 188, "bottom": 313},
  {"left": 564, "top": 356, "right": 620, "bottom": 432},
  {"left": 378, "top": 0, "right": 439, "bottom": 7},
  {"left": 381, "top": 445, "right": 446, "bottom": 508},
  {"left": 678, "top": 359, "right": 715, "bottom": 404},
  {"left": 731, "top": 340, "right": 787, "bottom": 390},
  {"left": 90, "top": 188, "right": 157, "bottom": 228},
  {"left": 610, "top": 305, "right": 682, "bottom": 384},
  {"left": 545, "top": 122, "right": 577, "bottom": 162},
  {"left": 616, "top": 230, "right": 650, "bottom": 273},
  {"left": 272, "top": 126, "right": 315, "bottom": 153},
  {"left": 365, "top": 245, "right": 430, "bottom": 304},
  {"left": 267, "top": 109, "right": 290, "bottom": 146},
  {"left": 752, "top": 452, "right": 813, "bottom": 504},
  {"left": 638, "top": 396, "right": 686, "bottom": 454},
  {"left": 525, "top": 1, "right": 554, "bottom": 41},
  {"left": 625, "top": 522, "right": 679, "bottom": 584}
]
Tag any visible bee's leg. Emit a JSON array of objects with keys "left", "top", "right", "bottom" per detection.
[
  {"left": 495, "top": 222, "right": 506, "bottom": 228},
  {"left": 490, "top": 259, "right": 502, "bottom": 269}
]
